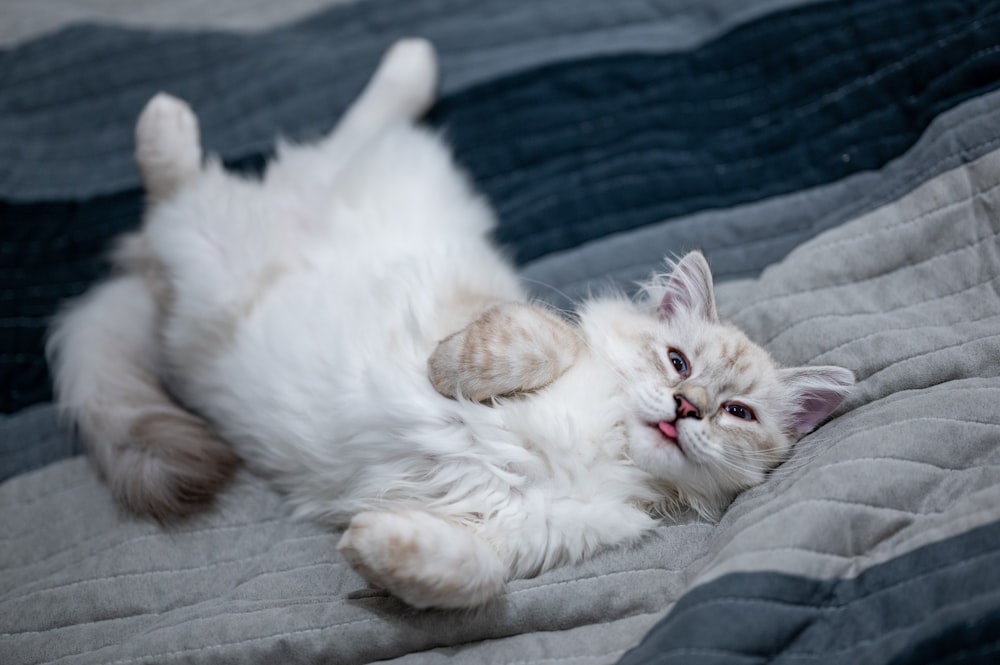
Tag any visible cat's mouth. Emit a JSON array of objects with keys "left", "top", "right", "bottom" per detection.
[{"left": 652, "top": 421, "right": 683, "bottom": 453}]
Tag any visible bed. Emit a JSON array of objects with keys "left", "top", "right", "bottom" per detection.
[{"left": 2, "top": 0, "right": 1000, "bottom": 663}]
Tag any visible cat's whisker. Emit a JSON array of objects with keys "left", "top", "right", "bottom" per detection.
[
  {"left": 776, "top": 450, "right": 830, "bottom": 474},
  {"left": 710, "top": 452, "right": 774, "bottom": 477},
  {"left": 725, "top": 446, "right": 826, "bottom": 479},
  {"left": 520, "top": 278, "right": 577, "bottom": 312}
]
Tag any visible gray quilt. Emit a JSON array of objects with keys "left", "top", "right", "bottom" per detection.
[{"left": 3, "top": 0, "right": 1000, "bottom": 663}]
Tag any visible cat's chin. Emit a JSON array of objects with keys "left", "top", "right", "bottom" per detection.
[
  {"left": 626, "top": 420, "right": 689, "bottom": 481},
  {"left": 651, "top": 421, "right": 683, "bottom": 453}
]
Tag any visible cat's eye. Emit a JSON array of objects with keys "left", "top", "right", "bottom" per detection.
[
  {"left": 722, "top": 402, "right": 756, "bottom": 421},
  {"left": 667, "top": 349, "right": 690, "bottom": 377}
]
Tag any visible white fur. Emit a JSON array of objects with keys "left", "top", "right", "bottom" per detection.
[{"left": 49, "top": 39, "right": 853, "bottom": 608}]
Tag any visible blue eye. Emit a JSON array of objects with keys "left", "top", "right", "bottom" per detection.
[
  {"left": 667, "top": 349, "right": 690, "bottom": 377},
  {"left": 723, "top": 402, "right": 756, "bottom": 421}
]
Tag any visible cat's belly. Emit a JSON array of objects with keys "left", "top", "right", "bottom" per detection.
[
  {"left": 173, "top": 236, "right": 522, "bottom": 483},
  {"left": 175, "top": 262, "right": 645, "bottom": 529}
]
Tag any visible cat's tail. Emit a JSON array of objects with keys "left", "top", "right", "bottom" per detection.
[{"left": 47, "top": 272, "right": 240, "bottom": 522}]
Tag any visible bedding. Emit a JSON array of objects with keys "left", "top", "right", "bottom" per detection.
[{"left": 3, "top": 0, "right": 1000, "bottom": 663}]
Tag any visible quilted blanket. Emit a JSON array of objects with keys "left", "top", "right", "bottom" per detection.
[{"left": 3, "top": 0, "right": 1000, "bottom": 663}]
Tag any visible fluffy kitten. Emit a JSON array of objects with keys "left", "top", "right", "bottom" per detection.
[{"left": 47, "top": 39, "right": 853, "bottom": 609}]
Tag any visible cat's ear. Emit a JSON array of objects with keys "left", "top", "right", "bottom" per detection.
[
  {"left": 659, "top": 251, "right": 719, "bottom": 323},
  {"left": 779, "top": 365, "right": 855, "bottom": 435}
]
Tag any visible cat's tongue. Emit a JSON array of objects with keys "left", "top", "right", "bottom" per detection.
[{"left": 657, "top": 421, "right": 678, "bottom": 440}]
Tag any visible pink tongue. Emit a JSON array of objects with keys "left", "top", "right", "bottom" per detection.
[{"left": 658, "top": 421, "right": 677, "bottom": 439}]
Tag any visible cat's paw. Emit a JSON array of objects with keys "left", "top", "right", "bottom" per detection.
[
  {"left": 135, "top": 93, "right": 202, "bottom": 199},
  {"left": 429, "top": 303, "right": 582, "bottom": 402},
  {"left": 337, "top": 510, "right": 505, "bottom": 609},
  {"left": 374, "top": 38, "right": 438, "bottom": 119}
]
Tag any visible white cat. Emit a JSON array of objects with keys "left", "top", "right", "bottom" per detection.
[{"left": 48, "top": 39, "right": 853, "bottom": 609}]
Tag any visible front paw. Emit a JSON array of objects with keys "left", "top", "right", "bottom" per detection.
[
  {"left": 337, "top": 510, "right": 505, "bottom": 609},
  {"left": 428, "top": 303, "right": 583, "bottom": 402},
  {"left": 427, "top": 331, "right": 476, "bottom": 400}
]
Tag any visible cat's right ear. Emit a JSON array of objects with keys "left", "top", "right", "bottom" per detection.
[
  {"left": 658, "top": 251, "right": 719, "bottom": 323},
  {"left": 779, "top": 365, "right": 855, "bottom": 435}
]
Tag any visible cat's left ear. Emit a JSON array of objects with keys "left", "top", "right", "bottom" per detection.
[
  {"left": 779, "top": 365, "right": 855, "bottom": 435},
  {"left": 659, "top": 251, "right": 719, "bottom": 323}
]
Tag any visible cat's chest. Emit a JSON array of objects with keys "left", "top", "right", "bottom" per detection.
[{"left": 496, "top": 360, "right": 629, "bottom": 472}]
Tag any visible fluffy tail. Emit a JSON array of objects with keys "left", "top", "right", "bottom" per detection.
[{"left": 47, "top": 273, "right": 240, "bottom": 521}]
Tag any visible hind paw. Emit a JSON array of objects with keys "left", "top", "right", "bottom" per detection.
[
  {"left": 376, "top": 38, "right": 438, "bottom": 119},
  {"left": 135, "top": 93, "right": 202, "bottom": 198}
]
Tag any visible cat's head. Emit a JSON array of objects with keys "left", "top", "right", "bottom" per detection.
[{"left": 586, "top": 251, "right": 854, "bottom": 520}]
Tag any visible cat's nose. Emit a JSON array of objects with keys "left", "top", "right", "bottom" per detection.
[{"left": 674, "top": 393, "right": 702, "bottom": 419}]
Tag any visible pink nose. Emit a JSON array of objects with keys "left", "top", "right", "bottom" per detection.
[{"left": 674, "top": 394, "right": 701, "bottom": 419}]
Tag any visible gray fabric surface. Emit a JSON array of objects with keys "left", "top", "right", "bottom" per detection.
[
  {"left": 3, "top": 133, "right": 999, "bottom": 665},
  {"left": 0, "top": 404, "right": 81, "bottom": 483},
  {"left": 0, "top": 0, "right": 361, "bottom": 47}
]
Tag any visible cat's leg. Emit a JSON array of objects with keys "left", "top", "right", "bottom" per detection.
[
  {"left": 270, "top": 38, "right": 437, "bottom": 186},
  {"left": 48, "top": 93, "right": 242, "bottom": 523},
  {"left": 135, "top": 92, "right": 202, "bottom": 203},
  {"left": 428, "top": 302, "right": 584, "bottom": 402},
  {"left": 133, "top": 92, "right": 299, "bottom": 394},
  {"left": 485, "top": 496, "right": 659, "bottom": 581},
  {"left": 338, "top": 510, "right": 506, "bottom": 609},
  {"left": 337, "top": 499, "right": 656, "bottom": 608},
  {"left": 330, "top": 37, "right": 437, "bottom": 143}
]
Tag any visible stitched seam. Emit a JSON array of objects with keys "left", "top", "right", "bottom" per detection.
[
  {"left": 0, "top": 514, "right": 287, "bottom": 561},
  {"left": 792, "top": 450, "right": 1000, "bottom": 480},
  {"left": 471, "top": 7, "right": 989, "bottom": 148},
  {"left": 533, "top": 124, "right": 1000, "bottom": 295},
  {"left": 716, "top": 497, "right": 1000, "bottom": 569},
  {"left": 863, "top": 331, "right": 1000, "bottom": 384},
  {"left": 931, "top": 635, "right": 1000, "bottom": 665},
  {"left": 496, "top": 29, "right": 1000, "bottom": 220},
  {"left": 0, "top": 561, "right": 339, "bottom": 638},
  {"left": 808, "top": 309, "right": 1000, "bottom": 363},
  {"left": 731, "top": 404, "right": 1000, "bottom": 517},
  {"left": 1, "top": 533, "right": 338, "bottom": 604},
  {"left": 0, "top": 476, "right": 90, "bottom": 511},
  {"left": 99, "top": 617, "right": 380, "bottom": 665},
  {"left": 716, "top": 486, "right": 1000, "bottom": 567},
  {"left": 504, "top": 566, "right": 684, "bottom": 598},
  {"left": 765, "top": 274, "right": 1000, "bottom": 347},
  {"left": 669, "top": 546, "right": 1000, "bottom": 628},
  {"left": 1, "top": 516, "right": 291, "bottom": 577},
  {"left": 787, "top": 586, "right": 1000, "bottom": 659},
  {"left": 507, "top": 648, "right": 628, "bottom": 665},
  {"left": 739, "top": 224, "right": 1000, "bottom": 322},
  {"left": 796, "top": 153, "right": 1000, "bottom": 256},
  {"left": 502, "top": 128, "right": 909, "bottom": 226},
  {"left": 705, "top": 485, "right": 999, "bottom": 577}
]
